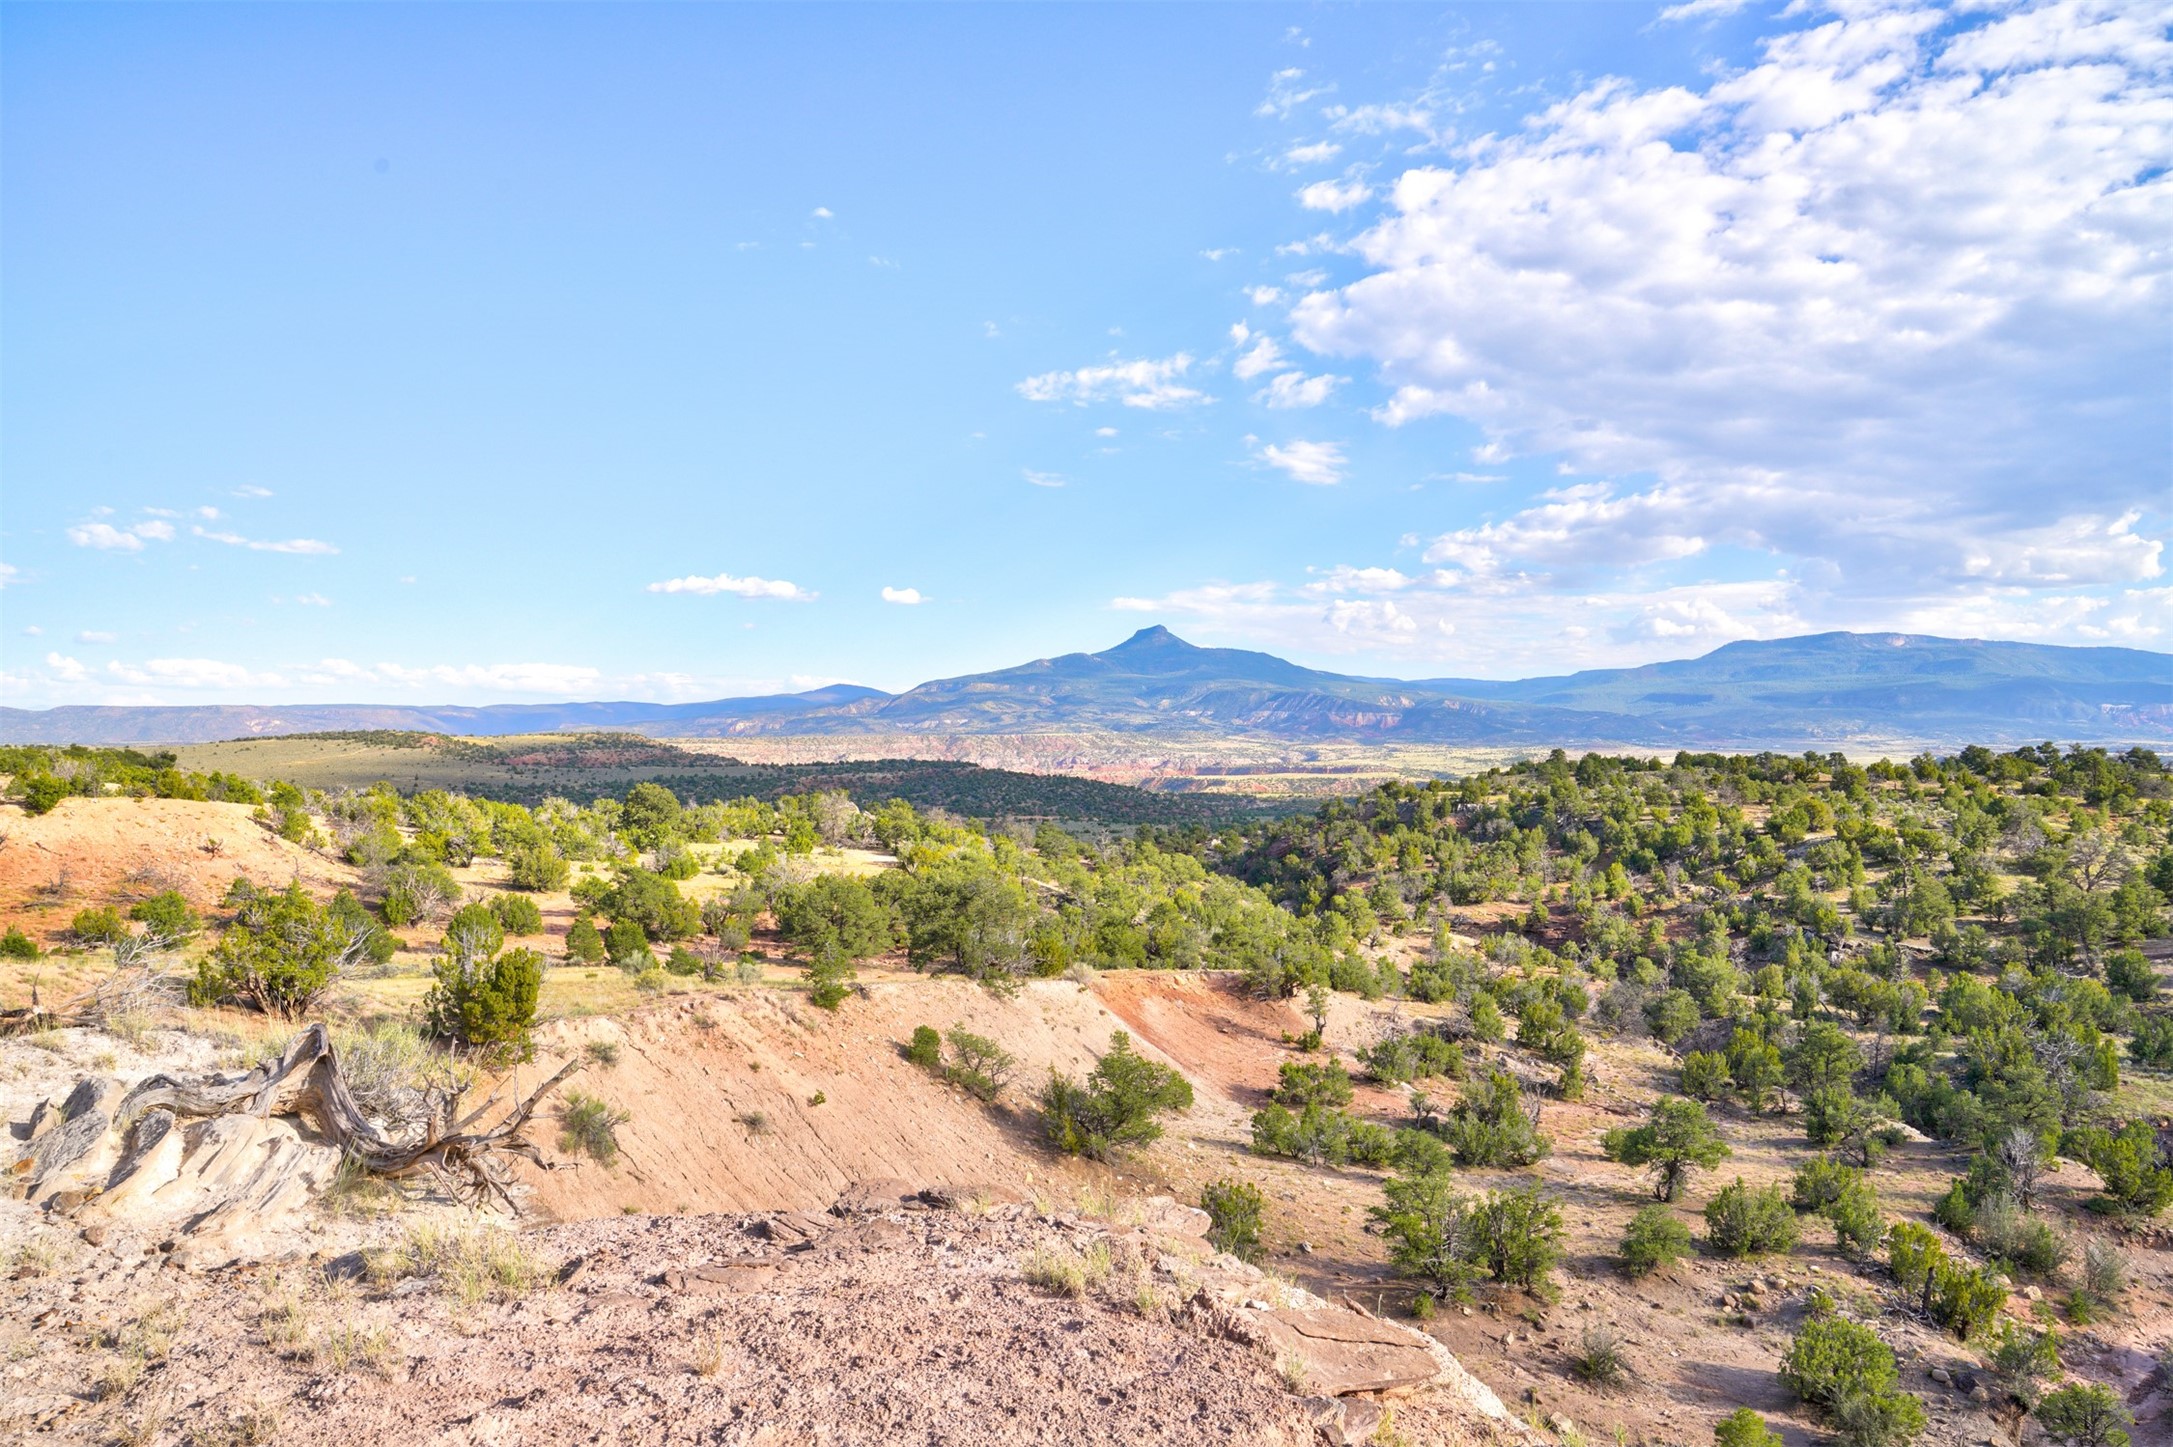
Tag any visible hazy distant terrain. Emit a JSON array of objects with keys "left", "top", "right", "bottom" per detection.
[{"left": 8, "top": 627, "right": 2168, "bottom": 749}]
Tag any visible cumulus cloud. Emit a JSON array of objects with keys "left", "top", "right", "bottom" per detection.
[
  {"left": 1296, "top": 178, "right": 1372, "bottom": 212},
  {"left": 192, "top": 526, "right": 338, "bottom": 555},
  {"left": 1251, "top": 437, "right": 1349, "bottom": 486},
  {"left": 1023, "top": 470, "right": 1068, "bottom": 488},
  {"left": 45, "top": 652, "right": 89, "bottom": 683},
  {"left": 1281, "top": 141, "right": 1343, "bottom": 168},
  {"left": 1289, "top": 0, "right": 2171, "bottom": 622},
  {"left": 0, "top": 564, "right": 16, "bottom": 589},
  {"left": 1255, "top": 371, "right": 1345, "bottom": 409},
  {"left": 880, "top": 586, "right": 924, "bottom": 605},
  {"left": 646, "top": 572, "right": 816, "bottom": 600},
  {"left": 1016, "top": 353, "right": 1208, "bottom": 409}
]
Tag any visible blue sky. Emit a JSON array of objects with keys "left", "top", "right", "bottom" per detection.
[{"left": 4, "top": 0, "right": 2167, "bottom": 708}]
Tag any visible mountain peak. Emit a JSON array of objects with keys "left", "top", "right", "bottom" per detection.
[{"left": 1104, "top": 624, "right": 1193, "bottom": 653}]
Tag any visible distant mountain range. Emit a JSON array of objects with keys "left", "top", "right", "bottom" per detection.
[{"left": 5, "top": 628, "right": 2168, "bottom": 749}]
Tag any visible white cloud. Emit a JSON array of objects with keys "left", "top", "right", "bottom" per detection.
[
  {"left": 372, "top": 662, "right": 603, "bottom": 693},
  {"left": 1291, "top": 0, "right": 2172, "bottom": 623},
  {"left": 1255, "top": 371, "right": 1345, "bottom": 409},
  {"left": 1433, "top": 471, "right": 1508, "bottom": 484},
  {"left": 1657, "top": 0, "right": 1753, "bottom": 21},
  {"left": 75, "top": 630, "right": 116, "bottom": 644},
  {"left": 811, "top": 206, "right": 834, "bottom": 218},
  {"left": 1016, "top": 353, "right": 1208, "bottom": 409},
  {"left": 1257, "top": 67, "right": 1332, "bottom": 119},
  {"left": 1297, "top": 178, "right": 1372, "bottom": 212},
  {"left": 1023, "top": 470, "right": 1068, "bottom": 488},
  {"left": 646, "top": 572, "right": 816, "bottom": 600},
  {"left": 1200, "top": 247, "right": 1239, "bottom": 261},
  {"left": 1230, "top": 323, "right": 1287, "bottom": 380},
  {"left": 232, "top": 485, "right": 273, "bottom": 498},
  {"left": 1252, "top": 437, "right": 1348, "bottom": 486},
  {"left": 197, "top": 506, "right": 220, "bottom": 519},
  {"left": 1246, "top": 286, "right": 1285, "bottom": 306},
  {"left": 66, "top": 521, "right": 171, "bottom": 551},
  {"left": 292, "top": 592, "right": 332, "bottom": 607},
  {"left": 880, "top": 586, "right": 924, "bottom": 605},
  {"left": 1094, "top": 426, "right": 1119, "bottom": 438},
  {"left": 106, "top": 658, "right": 287, "bottom": 690},
  {"left": 45, "top": 652, "right": 89, "bottom": 683},
  {"left": 0, "top": 564, "right": 16, "bottom": 589},
  {"left": 191, "top": 526, "right": 338, "bottom": 555},
  {"left": 1305, "top": 565, "right": 1414, "bottom": 594},
  {"left": 1281, "top": 141, "right": 1343, "bottom": 168},
  {"left": 1325, "top": 103, "right": 1443, "bottom": 143}
]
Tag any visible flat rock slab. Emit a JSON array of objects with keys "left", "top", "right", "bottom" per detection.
[
  {"left": 661, "top": 1262, "right": 781, "bottom": 1295},
  {"left": 832, "top": 1177, "right": 921, "bottom": 1215},
  {"left": 1251, "top": 1307, "right": 1441, "bottom": 1396}
]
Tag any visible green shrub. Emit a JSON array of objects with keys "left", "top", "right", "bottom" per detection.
[
  {"left": 2034, "top": 1382, "right": 2132, "bottom": 1447},
  {"left": 1681, "top": 1050, "right": 1731, "bottom": 1100},
  {"left": 1620, "top": 1205, "right": 1693, "bottom": 1277},
  {"left": 1704, "top": 1177, "right": 1800, "bottom": 1257},
  {"left": 70, "top": 905, "right": 127, "bottom": 944},
  {"left": 1983, "top": 1321, "right": 2061, "bottom": 1408},
  {"left": 128, "top": 890, "right": 200, "bottom": 941},
  {"left": 564, "top": 915, "right": 605, "bottom": 964},
  {"left": 381, "top": 861, "right": 459, "bottom": 927},
  {"left": 1782, "top": 1314, "right": 1899, "bottom": 1409},
  {"left": 1373, "top": 1174, "right": 1563, "bottom": 1299},
  {"left": 423, "top": 942, "right": 542, "bottom": 1060},
  {"left": 807, "top": 943, "right": 855, "bottom": 1010},
  {"left": 1826, "top": 1386, "right": 1927, "bottom": 1447},
  {"left": 1602, "top": 1096, "right": 1730, "bottom": 1201},
  {"left": 15, "top": 772, "right": 71, "bottom": 815},
  {"left": 1929, "top": 1261, "right": 2006, "bottom": 1341},
  {"left": 1041, "top": 1031, "right": 1192, "bottom": 1160},
  {"left": 664, "top": 946, "right": 705, "bottom": 977},
  {"left": 559, "top": 1091, "right": 630, "bottom": 1166},
  {"left": 906, "top": 1024, "right": 942, "bottom": 1068},
  {"left": 1273, "top": 1058, "right": 1354, "bottom": 1108},
  {"left": 1468, "top": 991, "right": 1504, "bottom": 1042},
  {"left": 605, "top": 918, "right": 653, "bottom": 971},
  {"left": 1646, "top": 988, "right": 1701, "bottom": 1046},
  {"left": 942, "top": 1027, "right": 1014, "bottom": 1101},
  {"left": 1884, "top": 1221, "right": 1947, "bottom": 1309},
  {"left": 1713, "top": 1409, "right": 1783, "bottom": 1447},
  {"left": 2064, "top": 1122, "right": 2173, "bottom": 1217},
  {"left": 0, "top": 927, "right": 38, "bottom": 960},
  {"left": 488, "top": 893, "right": 544, "bottom": 935},
  {"left": 1825, "top": 1176, "right": 1885, "bottom": 1259},
  {"left": 190, "top": 884, "right": 376, "bottom": 1017},
  {"left": 1976, "top": 1196, "right": 2069, "bottom": 1277},
  {"left": 1791, "top": 1156, "right": 1859, "bottom": 1214},
  {"left": 505, "top": 841, "right": 570, "bottom": 893},
  {"left": 1249, "top": 1102, "right": 1392, "bottom": 1166},
  {"left": 1200, "top": 1177, "right": 1265, "bottom": 1262},
  {"left": 1441, "top": 1068, "right": 1551, "bottom": 1168}
]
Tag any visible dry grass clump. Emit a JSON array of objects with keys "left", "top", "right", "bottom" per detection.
[
  {"left": 1021, "top": 1238, "right": 1114, "bottom": 1298},
  {"left": 367, "top": 1221, "right": 553, "bottom": 1307}
]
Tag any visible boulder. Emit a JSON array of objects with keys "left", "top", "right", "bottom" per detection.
[{"left": 1251, "top": 1307, "right": 1442, "bottom": 1396}]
